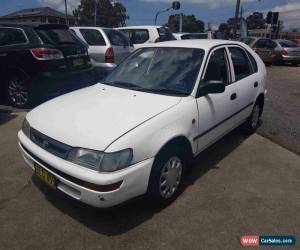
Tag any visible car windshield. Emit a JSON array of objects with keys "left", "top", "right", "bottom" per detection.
[
  {"left": 279, "top": 40, "right": 298, "bottom": 48},
  {"left": 103, "top": 47, "right": 204, "bottom": 96}
]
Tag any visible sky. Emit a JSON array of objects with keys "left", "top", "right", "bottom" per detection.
[{"left": 0, "top": 0, "right": 299, "bottom": 29}]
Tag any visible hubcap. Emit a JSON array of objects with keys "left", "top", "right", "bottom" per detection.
[
  {"left": 251, "top": 105, "right": 260, "bottom": 128},
  {"left": 8, "top": 77, "right": 28, "bottom": 106},
  {"left": 159, "top": 156, "right": 182, "bottom": 199}
]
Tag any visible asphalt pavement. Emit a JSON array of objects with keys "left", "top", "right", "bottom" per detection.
[{"left": 0, "top": 111, "right": 299, "bottom": 250}]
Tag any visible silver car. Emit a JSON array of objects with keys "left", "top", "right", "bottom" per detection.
[
  {"left": 70, "top": 27, "right": 133, "bottom": 78},
  {"left": 273, "top": 39, "right": 300, "bottom": 66}
]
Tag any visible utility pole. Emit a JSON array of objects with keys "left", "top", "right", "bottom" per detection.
[
  {"left": 94, "top": 0, "right": 97, "bottom": 26},
  {"left": 233, "top": 0, "right": 241, "bottom": 37},
  {"left": 179, "top": 13, "right": 183, "bottom": 32},
  {"left": 64, "top": 0, "right": 68, "bottom": 25}
]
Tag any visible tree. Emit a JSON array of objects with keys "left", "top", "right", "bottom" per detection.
[
  {"left": 73, "top": 0, "right": 129, "bottom": 27},
  {"left": 218, "top": 23, "right": 230, "bottom": 39},
  {"left": 167, "top": 14, "right": 204, "bottom": 33},
  {"left": 246, "top": 12, "right": 266, "bottom": 30}
]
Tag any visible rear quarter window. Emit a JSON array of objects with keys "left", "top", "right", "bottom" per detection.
[
  {"left": 245, "top": 50, "right": 258, "bottom": 73},
  {"left": 79, "top": 29, "right": 106, "bottom": 46},
  {"left": 104, "top": 29, "right": 129, "bottom": 46},
  {"left": 157, "top": 27, "right": 176, "bottom": 41},
  {"left": 0, "top": 27, "right": 27, "bottom": 46}
]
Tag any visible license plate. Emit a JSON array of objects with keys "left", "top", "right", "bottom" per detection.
[
  {"left": 34, "top": 163, "right": 56, "bottom": 190},
  {"left": 73, "top": 58, "right": 84, "bottom": 67}
]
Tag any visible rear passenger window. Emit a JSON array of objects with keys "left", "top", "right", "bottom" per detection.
[
  {"left": 229, "top": 47, "right": 252, "bottom": 81},
  {"left": 157, "top": 27, "right": 176, "bottom": 41},
  {"left": 104, "top": 29, "right": 129, "bottom": 46},
  {"left": 79, "top": 29, "right": 106, "bottom": 46},
  {"left": 0, "top": 27, "right": 27, "bottom": 46},
  {"left": 203, "top": 48, "right": 229, "bottom": 84},
  {"left": 246, "top": 50, "right": 258, "bottom": 73}
]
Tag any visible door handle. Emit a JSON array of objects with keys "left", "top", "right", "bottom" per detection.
[
  {"left": 254, "top": 82, "right": 258, "bottom": 88},
  {"left": 230, "top": 93, "right": 237, "bottom": 100}
]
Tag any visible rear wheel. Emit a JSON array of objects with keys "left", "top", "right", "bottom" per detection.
[
  {"left": 241, "top": 102, "right": 262, "bottom": 135},
  {"left": 7, "top": 71, "right": 30, "bottom": 108},
  {"left": 147, "top": 145, "right": 186, "bottom": 206}
]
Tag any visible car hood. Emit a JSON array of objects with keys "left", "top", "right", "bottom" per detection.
[{"left": 27, "top": 84, "right": 181, "bottom": 151}]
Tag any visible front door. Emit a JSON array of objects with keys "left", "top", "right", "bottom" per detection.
[{"left": 195, "top": 47, "right": 239, "bottom": 153}]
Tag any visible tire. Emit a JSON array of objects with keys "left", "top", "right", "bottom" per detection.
[
  {"left": 292, "top": 62, "right": 299, "bottom": 66},
  {"left": 241, "top": 102, "right": 262, "bottom": 135},
  {"left": 265, "top": 62, "right": 272, "bottom": 67},
  {"left": 147, "top": 145, "right": 186, "bottom": 207},
  {"left": 6, "top": 70, "right": 31, "bottom": 108}
]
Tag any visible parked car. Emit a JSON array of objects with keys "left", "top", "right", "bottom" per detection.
[
  {"left": 0, "top": 22, "right": 97, "bottom": 108},
  {"left": 291, "top": 39, "right": 300, "bottom": 46},
  {"left": 273, "top": 39, "right": 300, "bottom": 66},
  {"left": 70, "top": 27, "right": 132, "bottom": 78},
  {"left": 18, "top": 40, "right": 266, "bottom": 208},
  {"left": 241, "top": 37, "right": 276, "bottom": 66},
  {"left": 174, "top": 31, "right": 216, "bottom": 40},
  {"left": 117, "top": 26, "right": 176, "bottom": 49}
]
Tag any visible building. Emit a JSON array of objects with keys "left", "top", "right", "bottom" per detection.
[
  {"left": 0, "top": 7, "right": 77, "bottom": 26},
  {"left": 248, "top": 29, "right": 300, "bottom": 39}
]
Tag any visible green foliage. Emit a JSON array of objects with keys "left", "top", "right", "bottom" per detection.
[
  {"left": 73, "top": 0, "right": 129, "bottom": 27},
  {"left": 167, "top": 14, "right": 204, "bottom": 33}
]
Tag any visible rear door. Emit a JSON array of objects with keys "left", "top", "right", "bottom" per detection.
[
  {"left": 76, "top": 28, "right": 107, "bottom": 65},
  {"left": 103, "top": 29, "right": 131, "bottom": 64},
  {"left": 227, "top": 46, "right": 257, "bottom": 122},
  {"left": 35, "top": 25, "right": 90, "bottom": 71}
]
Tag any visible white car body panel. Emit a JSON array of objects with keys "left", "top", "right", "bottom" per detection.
[{"left": 18, "top": 39, "right": 266, "bottom": 208}]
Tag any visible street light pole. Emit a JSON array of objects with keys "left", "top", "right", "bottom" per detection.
[
  {"left": 64, "top": 0, "right": 68, "bottom": 25},
  {"left": 233, "top": 0, "right": 241, "bottom": 37},
  {"left": 94, "top": 0, "right": 97, "bottom": 26}
]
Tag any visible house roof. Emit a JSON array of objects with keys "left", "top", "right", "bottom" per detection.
[{"left": 0, "top": 7, "right": 75, "bottom": 20}]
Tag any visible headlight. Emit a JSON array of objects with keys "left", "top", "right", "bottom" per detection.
[
  {"left": 67, "top": 148, "right": 133, "bottom": 172},
  {"left": 22, "top": 118, "right": 30, "bottom": 138},
  {"left": 101, "top": 149, "right": 133, "bottom": 172},
  {"left": 67, "top": 148, "right": 104, "bottom": 171}
]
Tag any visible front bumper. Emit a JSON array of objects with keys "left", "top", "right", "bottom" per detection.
[{"left": 18, "top": 130, "right": 154, "bottom": 208}]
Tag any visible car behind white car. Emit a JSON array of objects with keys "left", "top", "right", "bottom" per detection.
[{"left": 18, "top": 40, "right": 266, "bottom": 208}]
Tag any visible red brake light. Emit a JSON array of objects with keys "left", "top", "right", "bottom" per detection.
[
  {"left": 281, "top": 49, "right": 288, "bottom": 56},
  {"left": 154, "top": 37, "right": 160, "bottom": 43},
  {"left": 105, "top": 47, "right": 114, "bottom": 63},
  {"left": 30, "top": 48, "right": 64, "bottom": 60}
]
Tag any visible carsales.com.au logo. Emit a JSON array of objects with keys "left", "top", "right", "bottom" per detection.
[{"left": 240, "top": 235, "right": 296, "bottom": 247}]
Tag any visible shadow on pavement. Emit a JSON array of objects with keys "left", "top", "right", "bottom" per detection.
[
  {"left": 0, "top": 111, "right": 17, "bottom": 125},
  {"left": 32, "top": 127, "right": 249, "bottom": 236}
]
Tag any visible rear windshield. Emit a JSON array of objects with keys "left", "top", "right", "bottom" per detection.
[
  {"left": 242, "top": 38, "right": 255, "bottom": 45},
  {"left": 79, "top": 29, "right": 106, "bottom": 46},
  {"left": 157, "top": 27, "right": 176, "bottom": 42},
  {"left": 35, "top": 27, "right": 81, "bottom": 46},
  {"left": 103, "top": 29, "right": 129, "bottom": 47},
  {"left": 279, "top": 40, "right": 298, "bottom": 48}
]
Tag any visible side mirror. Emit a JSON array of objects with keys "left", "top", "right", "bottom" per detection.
[{"left": 197, "top": 80, "right": 225, "bottom": 97}]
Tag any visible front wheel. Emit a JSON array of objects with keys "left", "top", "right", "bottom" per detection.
[
  {"left": 241, "top": 102, "right": 262, "bottom": 135},
  {"left": 147, "top": 147, "right": 186, "bottom": 206}
]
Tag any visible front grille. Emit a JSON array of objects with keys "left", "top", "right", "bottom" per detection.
[{"left": 30, "top": 128, "right": 72, "bottom": 159}]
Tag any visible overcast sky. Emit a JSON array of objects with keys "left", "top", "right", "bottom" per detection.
[{"left": 1, "top": 0, "right": 299, "bottom": 29}]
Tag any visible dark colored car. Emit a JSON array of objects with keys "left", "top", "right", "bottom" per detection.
[
  {"left": 242, "top": 37, "right": 276, "bottom": 66},
  {"left": 0, "top": 23, "right": 98, "bottom": 108}
]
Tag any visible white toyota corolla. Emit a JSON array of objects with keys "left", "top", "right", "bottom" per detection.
[{"left": 18, "top": 40, "right": 266, "bottom": 208}]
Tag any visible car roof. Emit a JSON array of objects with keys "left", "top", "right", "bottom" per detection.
[
  {"left": 0, "top": 22, "right": 68, "bottom": 29},
  {"left": 70, "top": 26, "right": 114, "bottom": 30},
  {"left": 117, "top": 25, "right": 163, "bottom": 29},
  {"left": 142, "top": 39, "right": 245, "bottom": 50}
]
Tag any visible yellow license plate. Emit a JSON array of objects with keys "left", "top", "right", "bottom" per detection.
[
  {"left": 34, "top": 164, "right": 56, "bottom": 190},
  {"left": 73, "top": 58, "right": 84, "bottom": 67}
]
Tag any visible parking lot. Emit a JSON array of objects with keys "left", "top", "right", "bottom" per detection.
[{"left": 0, "top": 66, "right": 299, "bottom": 249}]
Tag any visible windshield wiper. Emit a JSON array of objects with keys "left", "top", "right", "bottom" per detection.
[
  {"left": 144, "top": 88, "right": 189, "bottom": 96},
  {"left": 102, "top": 81, "right": 143, "bottom": 90}
]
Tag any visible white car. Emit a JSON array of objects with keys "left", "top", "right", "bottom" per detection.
[
  {"left": 174, "top": 31, "right": 216, "bottom": 40},
  {"left": 18, "top": 40, "right": 266, "bottom": 208},
  {"left": 117, "top": 25, "right": 176, "bottom": 49},
  {"left": 70, "top": 27, "right": 132, "bottom": 77}
]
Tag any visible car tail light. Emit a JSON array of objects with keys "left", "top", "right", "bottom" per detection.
[
  {"left": 281, "top": 49, "right": 288, "bottom": 56},
  {"left": 30, "top": 48, "right": 64, "bottom": 60},
  {"left": 105, "top": 47, "right": 114, "bottom": 63},
  {"left": 154, "top": 37, "right": 160, "bottom": 43}
]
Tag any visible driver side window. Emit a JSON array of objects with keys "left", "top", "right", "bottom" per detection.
[{"left": 203, "top": 48, "right": 229, "bottom": 85}]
